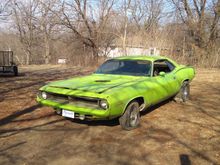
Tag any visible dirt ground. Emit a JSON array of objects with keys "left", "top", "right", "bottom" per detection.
[{"left": 0, "top": 65, "right": 219, "bottom": 165}]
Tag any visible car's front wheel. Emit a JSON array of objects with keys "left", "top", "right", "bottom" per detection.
[{"left": 119, "top": 101, "right": 140, "bottom": 130}]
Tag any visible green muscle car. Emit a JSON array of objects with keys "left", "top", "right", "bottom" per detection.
[{"left": 37, "top": 56, "right": 195, "bottom": 130}]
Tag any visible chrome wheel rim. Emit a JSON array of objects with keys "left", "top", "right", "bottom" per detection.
[
  {"left": 129, "top": 105, "right": 138, "bottom": 127},
  {"left": 184, "top": 88, "right": 188, "bottom": 96},
  {"left": 183, "top": 86, "right": 189, "bottom": 98}
]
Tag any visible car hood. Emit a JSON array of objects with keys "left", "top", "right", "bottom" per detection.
[{"left": 47, "top": 74, "right": 144, "bottom": 94}]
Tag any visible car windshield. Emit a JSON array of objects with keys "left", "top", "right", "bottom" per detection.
[{"left": 95, "top": 59, "right": 152, "bottom": 76}]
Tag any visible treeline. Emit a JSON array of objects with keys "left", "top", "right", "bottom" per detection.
[{"left": 0, "top": 0, "right": 219, "bottom": 67}]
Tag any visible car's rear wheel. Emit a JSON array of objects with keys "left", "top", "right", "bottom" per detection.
[
  {"left": 181, "top": 81, "right": 190, "bottom": 102},
  {"left": 119, "top": 101, "right": 140, "bottom": 130},
  {"left": 175, "top": 81, "right": 190, "bottom": 102}
]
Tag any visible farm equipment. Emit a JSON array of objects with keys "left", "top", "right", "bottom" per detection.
[{"left": 0, "top": 51, "right": 18, "bottom": 76}]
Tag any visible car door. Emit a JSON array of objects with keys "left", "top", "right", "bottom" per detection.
[
  {"left": 149, "top": 60, "right": 179, "bottom": 104},
  {"left": 164, "top": 60, "right": 180, "bottom": 93}
]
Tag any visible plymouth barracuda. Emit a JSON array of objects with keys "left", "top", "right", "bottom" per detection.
[{"left": 37, "top": 56, "right": 195, "bottom": 130}]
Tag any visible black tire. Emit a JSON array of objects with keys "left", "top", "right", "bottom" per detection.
[
  {"left": 119, "top": 101, "right": 140, "bottom": 130},
  {"left": 13, "top": 66, "right": 18, "bottom": 76},
  {"left": 174, "top": 81, "right": 190, "bottom": 102}
]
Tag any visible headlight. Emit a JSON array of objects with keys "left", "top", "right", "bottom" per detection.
[
  {"left": 41, "top": 92, "right": 47, "bottom": 99},
  {"left": 99, "top": 100, "right": 108, "bottom": 109}
]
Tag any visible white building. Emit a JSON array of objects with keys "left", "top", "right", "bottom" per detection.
[{"left": 100, "top": 46, "right": 160, "bottom": 58}]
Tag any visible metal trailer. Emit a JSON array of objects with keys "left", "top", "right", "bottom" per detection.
[{"left": 0, "top": 51, "right": 18, "bottom": 76}]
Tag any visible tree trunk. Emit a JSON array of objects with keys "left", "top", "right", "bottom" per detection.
[
  {"left": 24, "top": 45, "right": 32, "bottom": 65},
  {"left": 123, "top": 1, "right": 128, "bottom": 56},
  {"left": 25, "top": 50, "right": 30, "bottom": 65},
  {"left": 44, "top": 35, "right": 50, "bottom": 64},
  {"left": 92, "top": 47, "right": 99, "bottom": 65}
]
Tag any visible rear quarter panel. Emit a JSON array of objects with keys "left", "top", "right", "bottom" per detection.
[{"left": 174, "top": 65, "right": 195, "bottom": 85}]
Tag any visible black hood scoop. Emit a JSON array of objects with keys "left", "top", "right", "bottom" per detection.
[{"left": 95, "top": 80, "right": 111, "bottom": 82}]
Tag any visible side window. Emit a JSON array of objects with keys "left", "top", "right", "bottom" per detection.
[
  {"left": 153, "top": 60, "right": 174, "bottom": 76},
  {"left": 165, "top": 60, "right": 175, "bottom": 71}
]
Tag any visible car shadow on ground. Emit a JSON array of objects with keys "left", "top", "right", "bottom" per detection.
[
  {"left": 68, "top": 117, "right": 119, "bottom": 127},
  {"left": 141, "top": 97, "right": 173, "bottom": 116}
]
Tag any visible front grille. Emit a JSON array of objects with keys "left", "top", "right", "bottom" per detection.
[
  {"left": 47, "top": 93, "right": 69, "bottom": 103},
  {"left": 46, "top": 92, "right": 100, "bottom": 109}
]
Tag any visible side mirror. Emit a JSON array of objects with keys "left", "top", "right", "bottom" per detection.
[{"left": 159, "top": 71, "right": 166, "bottom": 76}]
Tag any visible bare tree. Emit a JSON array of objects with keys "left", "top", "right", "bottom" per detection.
[
  {"left": 130, "top": 0, "right": 163, "bottom": 31},
  {"left": 0, "top": 0, "right": 11, "bottom": 20},
  {"left": 0, "top": 0, "right": 218, "bottom": 67},
  {"left": 38, "top": 0, "right": 59, "bottom": 64},
  {"left": 10, "top": 0, "right": 39, "bottom": 65},
  {"left": 55, "top": 0, "right": 115, "bottom": 63},
  {"left": 121, "top": 0, "right": 131, "bottom": 55},
  {"left": 171, "top": 0, "right": 220, "bottom": 48}
]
